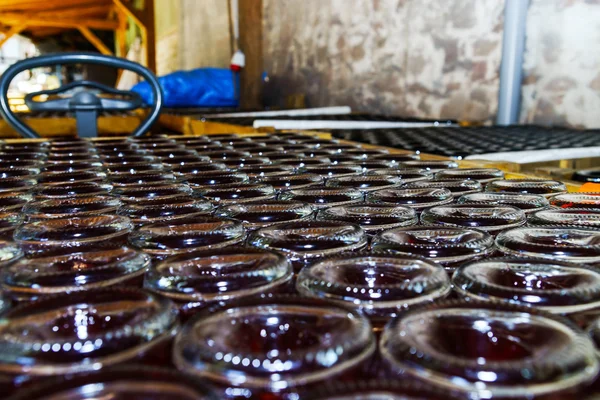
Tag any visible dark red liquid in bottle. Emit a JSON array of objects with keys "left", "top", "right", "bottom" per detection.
[
  {"left": 5, "top": 366, "right": 219, "bottom": 400},
  {"left": 173, "top": 296, "right": 375, "bottom": 400},
  {"left": 145, "top": 247, "right": 293, "bottom": 322},
  {"left": 3, "top": 246, "right": 150, "bottom": 301},
  {"left": 296, "top": 253, "right": 451, "bottom": 331},
  {"left": 380, "top": 300, "right": 598, "bottom": 400},
  {"left": 371, "top": 226, "right": 495, "bottom": 271},
  {"left": 279, "top": 186, "right": 363, "bottom": 209},
  {"left": 0, "top": 288, "right": 179, "bottom": 396},
  {"left": 14, "top": 215, "right": 133, "bottom": 256}
]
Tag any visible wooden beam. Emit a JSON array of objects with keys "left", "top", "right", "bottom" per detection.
[
  {"left": 78, "top": 26, "right": 114, "bottom": 55},
  {"left": 0, "top": 0, "right": 97, "bottom": 10},
  {"left": 116, "top": 9, "right": 127, "bottom": 57},
  {"left": 0, "top": 13, "right": 119, "bottom": 30},
  {"left": 112, "top": 0, "right": 144, "bottom": 28},
  {"left": 43, "top": 5, "right": 112, "bottom": 19},
  {"left": 142, "top": 0, "right": 156, "bottom": 73},
  {"left": 0, "top": 24, "right": 28, "bottom": 48},
  {"left": 238, "top": 0, "right": 263, "bottom": 109}
]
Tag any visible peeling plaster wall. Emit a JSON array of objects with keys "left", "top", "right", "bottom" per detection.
[
  {"left": 263, "top": 0, "right": 505, "bottom": 123},
  {"left": 520, "top": 0, "right": 600, "bottom": 129}
]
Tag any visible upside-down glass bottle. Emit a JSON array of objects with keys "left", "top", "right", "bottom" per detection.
[
  {"left": 380, "top": 300, "right": 598, "bottom": 399},
  {"left": 173, "top": 296, "right": 376, "bottom": 399}
]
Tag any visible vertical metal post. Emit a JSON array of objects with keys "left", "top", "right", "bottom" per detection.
[{"left": 496, "top": 0, "right": 530, "bottom": 125}]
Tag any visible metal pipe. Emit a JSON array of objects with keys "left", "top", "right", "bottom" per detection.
[{"left": 496, "top": 0, "right": 530, "bottom": 125}]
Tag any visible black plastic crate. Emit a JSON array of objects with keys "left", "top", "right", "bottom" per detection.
[{"left": 331, "top": 126, "right": 600, "bottom": 158}]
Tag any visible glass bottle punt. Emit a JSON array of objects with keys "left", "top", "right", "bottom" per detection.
[
  {"left": 128, "top": 216, "right": 246, "bottom": 260},
  {"left": 156, "top": 155, "right": 210, "bottom": 166},
  {"left": 170, "top": 162, "right": 229, "bottom": 176},
  {"left": 279, "top": 186, "right": 363, "bottom": 209},
  {"left": 0, "top": 143, "right": 48, "bottom": 152},
  {"left": 173, "top": 296, "right": 375, "bottom": 399},
  {"left": 194, "top": 183, "right": 276, "bottom": 205},
  {"left": 327, "top": 154, "right": 364, "bottom": 164},
  {"left": 111, "top": 183, "right": 193, "bottom": 203},
  {"left": 117, "top": 197, "right": 213, "bottom": 226},
  {"left": 215, "top": 200, "right": 314, "bottom": 230},
  {"left": 366, "top": 187, "right": 453, "bottom": 212},
  {"left": 248, "top": 220, "right": 368, "bottom": 271},
  {"left": 458, "top": 192, "right": 549, "bottom": 214},
  {"left": 274, "top": 157, "right": 331, "bottom": 169},
  {"left": 104, "top": 161, "right": 166, "bottom": 175},
  {"left": 46, "top": 154, "right": 100, "bottom": 164},
  {"left": 150, "top": 149, "right": 201, "bottom": 160},
  {"left": 0, "top": 160, "right": 43, "bottom": 170},
  {"left": 32, "top": 182, "right": 113, "bottom": 200},
  {"left": 318, "top": 143, "right": 362, "bottom": 153},
  {"left": 380, "top": 300, "right": 598, "bottom": 399},
  {"left": 172, "top": 136, "right": 212, "bottom": 144},
  {"left": 36, "top": 170, "right": 106, "bottom": 185},
  {"left": 420, "top": 203, "right": 526, "bottom": 235},
  {"left": 14, "top": 215, "right": 133, "bottom": 257},
  {"left": 549, "top": 193, "right": 600, "bottom": 209},
  {"left": 295, "top": 138, "right": 340, "bottom": 148},
  {"left": 243, "top": 145, "right": 285, "bottom": 156},
  {"left": 107, "top": 172, "right": 179, "bottom": 187},
  {"left": 485, "top": 179, "right": 568, "bottom": 197},
  {"left": 238, "top": 164, "right": 294, "bottom": 178},
  {"left": 403, "top": 179, "right": 482, "bottom": 195},
  {"left": 300, "top": 165, "right": 363, "bottom": 180},
  {"left": 453, "top": 257, "right": 600, "bottom": 324},
  {"left": 0, "top": 151, "right": 47, "bottom": 161},
  {"left": 1, "top": 246, "right": 150, "bottom": 301},
  {"left": 261, "top": 151, "right": 307, "bottom": 161},
  {"left": 303, "top": 149, "right": 338, "bottom": 158},
  {"left": 495, "top": 227, "right": 600, "bottom": 265},
  {"left": 346, "top": 160, "right": 396, "bottom": 173},
  {"left": 369, "top": 167, "right": 433, "bottom": 183},
  {"left": 325, "top": 174, "right": 403, "bottom": 193},
  {"left": 528, "top": 208, "right": 600, "bottom": 229},
  {"left": 434, "top": 167, "right": 505, "bottom": 183},
  {"left": 303, "top": 379, "right": 456, "bottom": 400},
  {"left": 399, "top": 159, "right": 459, "bottom": 171},
  {"left": 0, "top": 288, "right": 179, "bottom": 393},
  {"left": 101, "top": 154, "right": 158, "bottom": 164},
  {"left": 22, "top": 196, "right": 122, "bottom": 220},
  {"left": 219, "top": 156, "right": 270, "bottom": 169},
  {"left": 96, "top": 149, "right": 147, "bottom": 159},
  {"left": 256, "top": 173, "right": 323, "bottom": 191},
  {"left": 371, "top": 226, "right": 495, "bottom": 271},
  {"left": 0, "top": 166, "right": 39, "bottom": 178},
  {"left": 372, "top": 152, "right": 421, "bottom": 164},
  {"left": 93, "top": 143, "right": 140, "bottom": 153},
  {"left": 47, "top": 148, "right": 97, "bottom": 157},
  {"left": 144, "top": 247, "right": 293, "bottom": 321},
  {"left": 279, "top": 144, "right": 313, "bottom": 153},
  {"left": 317, "top": 203, "right": 417, "bottom": 234},
  {"left": 296, "top": 253, "right": 451, "bottom": 331},
  {"left": 185, "top": 171, "right": 249, "bottom": 188},
  {"left": 42, "top": 161, "right": 103, "bottom": 174},
  {"left": 0, "top": 177, "right": 37, "bottom": 193},
  {"left": 344, "top": 148, "right": 389, "bottom": 159},
  {"left": 0, "top": 192, "right": 31, "bottom": 213},
  {"left": 4, "top": 366, "right": 219, "bottom": 400},
  {"left": 198, "top": 150, "right": 252, "bottom": 160}
]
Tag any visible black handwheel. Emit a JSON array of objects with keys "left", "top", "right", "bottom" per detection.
[{"left": 0, "top": 52, "right": 163, "bottom": 138}]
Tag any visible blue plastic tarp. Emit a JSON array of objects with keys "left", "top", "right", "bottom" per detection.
[{"left": 132, "top": 68, "right": 239, "bottom": 108}]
